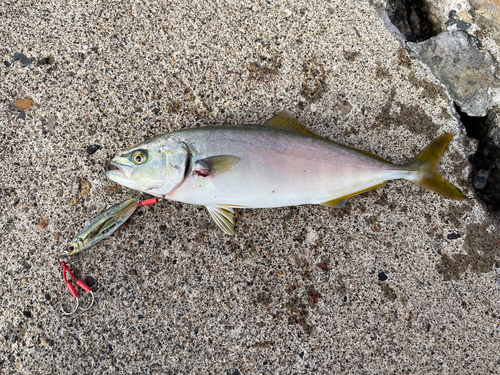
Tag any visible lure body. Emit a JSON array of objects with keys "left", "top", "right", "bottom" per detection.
[{"left": 65, "top": 198, "right": 137, "bottom": 257}]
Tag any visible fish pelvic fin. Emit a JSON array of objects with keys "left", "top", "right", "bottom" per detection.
[
  {"left": 206, "top": 205, "right": 235, "bottom": 235},
  {"left": 406, "top": 133, "right": 466, "bottom": 201}
]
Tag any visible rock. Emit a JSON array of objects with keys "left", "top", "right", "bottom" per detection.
[
  {"left": 408, "top": 30, "right": 500, "bottom": 116},
  {"left": 37, "top": 216, "right": 49, "bottom": 230},
  {"left": 104, "top": 185, "right": 120, "bottom": 194},
  {"left": 70, "top": 196, "right": 79, "bottom": 205},
  {"left": 4, "top": 60, "right": 11, "bottom": 67},
  {"left": 14, "top": 98, "right": 35, "bottom": 110},
  {"left": 79, "top": 178, "right": 91, "bottom": 198},
  {"left": 484, "top": 108, "right": 500, "bottom": 160},
  {"left": 41, "top": 115, "right": 58, "bottom": 132},
  {"left": 86, "top": 145, "right": 101, "bottom": 154},
  {"left": 13, "top": 52, "right": 35, "bottom": 67},
  {"left": 414, "top": 1, "right": 500, "bottom": 59},
  {"left": 473, "top": 169, "right": 489, "bottom": 189}
]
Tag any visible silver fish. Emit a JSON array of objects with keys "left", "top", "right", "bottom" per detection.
[{"left": 106, "top": 111, "right": 466, "bottom": 235}]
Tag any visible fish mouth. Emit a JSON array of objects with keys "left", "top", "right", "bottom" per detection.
[
  {"left": 105, "top": 161, "right": 133, "bottom": 179},
  {"left": 105, "top": 162, "right": 120, "bottom": 172}
]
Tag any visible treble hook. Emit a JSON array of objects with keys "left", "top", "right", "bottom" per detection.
[{"left": 59, "top": 260, "right": 94, "bottom": 315}]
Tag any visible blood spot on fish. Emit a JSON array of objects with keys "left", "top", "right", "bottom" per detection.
[{"left": 193, "top": 169, "right": 212, "bottom": 178}]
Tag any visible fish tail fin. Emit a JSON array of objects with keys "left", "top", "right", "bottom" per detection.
[{"left": 405, "top": 133, "right": 466, "bottom": 200}]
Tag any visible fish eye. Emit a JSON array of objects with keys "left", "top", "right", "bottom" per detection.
[
  {"left": 67, "top": 245, "right": 75, "bottom": 253},
  {"left": 132, "top": 151, "right": 147, "bottom": 165}
]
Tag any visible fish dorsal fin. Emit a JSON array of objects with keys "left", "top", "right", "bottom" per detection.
[
  {"left": 206, "top": 205, "right": 235, "bottom": 235},
  {"left": 194, "top": 155, "right": 241, "bottom": 175},
  {"left": 265, "top": 111, "right": 392, "bottom": 164},
  {"left": 321, "top": 182, "right": 388, "bottom": 207},
  {"left": 264, "top": 111, "right": 330, "bottom": 141}
]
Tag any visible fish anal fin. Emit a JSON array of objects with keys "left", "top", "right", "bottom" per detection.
[
  {"left": 321, "top": 182, "right": 388, "bottom": 207},
  {"left": 206, "top": 205, "right": 235, "bottom": 235},
  {"left": 194, "top": 155, "right": 241, "bottom": 176}
]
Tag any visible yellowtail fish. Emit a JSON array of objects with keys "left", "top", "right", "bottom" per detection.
[
  {"left": 106, "top": 111, "right": 466, "bottom": 235},
  {"left": 65, "top": 198, "right": 138, "bottom": 257}
]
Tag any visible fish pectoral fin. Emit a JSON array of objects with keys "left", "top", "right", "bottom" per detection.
[
  {"left": 264, "top": 111, "right": 330, "bottom": 141},
  {"left": 194, "top": 155, "right": 241, "bottom": 176},
  {"left": 206, "top": 205, "right": 236, "bottom": 235},
  {"left": 321, "top": 182, "right": 388, "bottom": 208}
]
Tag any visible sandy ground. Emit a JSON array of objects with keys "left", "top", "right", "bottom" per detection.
[{"left": 1, "top": 0, "right": 499, "bottom": 373}]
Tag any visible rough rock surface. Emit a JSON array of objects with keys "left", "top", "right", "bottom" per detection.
[
  {"left": 422, "top": 0, "right": 500, "bottom": 59},
  {"left": 1, "top": 0, "right": 500, "bottom": 374},
  {"left": 408, "top": 30, "right": 500, "bottom": 116}
]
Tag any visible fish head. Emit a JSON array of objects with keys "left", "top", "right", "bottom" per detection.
[
  {"left": 106, "top": 137, "right": 189, "bottom": 196},
  {"left": 66, "top": 237, "right": 85, "bottom": 256}
]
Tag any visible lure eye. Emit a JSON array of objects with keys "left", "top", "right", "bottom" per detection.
[
  {"left": 132, "top": 151, "right": 147, "bottom": 165},
  {"left": 67, "top": 245, "right": 75, "bottom": 253}
]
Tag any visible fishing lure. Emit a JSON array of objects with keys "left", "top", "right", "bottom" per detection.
[{"left": 57, "top": 196, "right": 158, "bottom": 315}]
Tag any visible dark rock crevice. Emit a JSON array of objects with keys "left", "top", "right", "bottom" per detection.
[{"left": 384, "top": 1, "right": 500, "bottom": 215}]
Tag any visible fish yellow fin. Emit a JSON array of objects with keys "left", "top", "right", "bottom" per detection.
[
  {"left": 206, "top": 205, "right": 235, "bottom": 235},
  {"left": 265, "top": 111, "right": 392, "bottom": 164},
  {"left": 321, "top": 182, "right": 388, "bottom": 207},
  {"left": 406, "top": 133, "right": 466, "bottom": 200},
  {"left": 264, "top": 111, "right": 330, "bottom": 141},
  {"left": 195, "top": 155, "right": 241, "bottom": 175}
]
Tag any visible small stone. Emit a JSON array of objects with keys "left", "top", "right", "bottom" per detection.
[
  {"left": 54, "top": 232, "right": 61, "bottom": 241},
  {"left": 105, "top": 185, "right": 120, "bottom": 194},
  {"left": 37, "top": 216, "right": 49, "bottom": 230},
  {"left": 138, "top": 314, "right": 144, "bottom": 319},
  {"left": 22, "top": 311, "right": 32, "bottom": 318},
  {"left": 129, "top": 269, "right": 137, "bottom": 276},
  {"left": 13, "top": 52, "right": 36, "bottom": 67},
  {"left": 11, "top": 332, "right": 18, "bottom": 343},
  {"left": 17, "top": 111, "right": 26, "bottom": 120},
  {"left": 134, "top": 107, "right": 143, "bottom": 113},
  {"left": 45, "top": 293, "right": 51, "bottom": 301},
  {"left": 41, "top": 115, "right": 58, "bottom": 132},
  {"left": 86, "top": 145, "right": 101, "bottom": 154},
  {"left": 378, "top": 272, "right": 388, "bottom": 281},
  {"left": 70, "top": 196, "right": 79, "bottom": 205},
  {"left": 84, "top": 276, "right": 96, "bottom": 287},
  {"left": 4, "top": 60, "right": 11, "bottom": 67},
  {"left": 473, "top": 169, "right": 489, "bottom": 190},
  {"left": 80, "top": 178, "right": 91, "bottom": 198},
  {"left": 37, "top": 56, "right": 55, "bottom": 65},
  {"left": 447, "top": 233, "right": 461, "bottom": 240},
  {"left": 334, "top": 100, "right": 353, "bottom": 116},
  {"left": 14, "top": 98, "right": 35, "bottom": 110}
]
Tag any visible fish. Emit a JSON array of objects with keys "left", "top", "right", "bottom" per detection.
[
  {"left": 106, "top": 111, "right": 466, "bottom": 235},
  {"left": 65, "top": 198, "right": 138, "bottom": 257}
]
